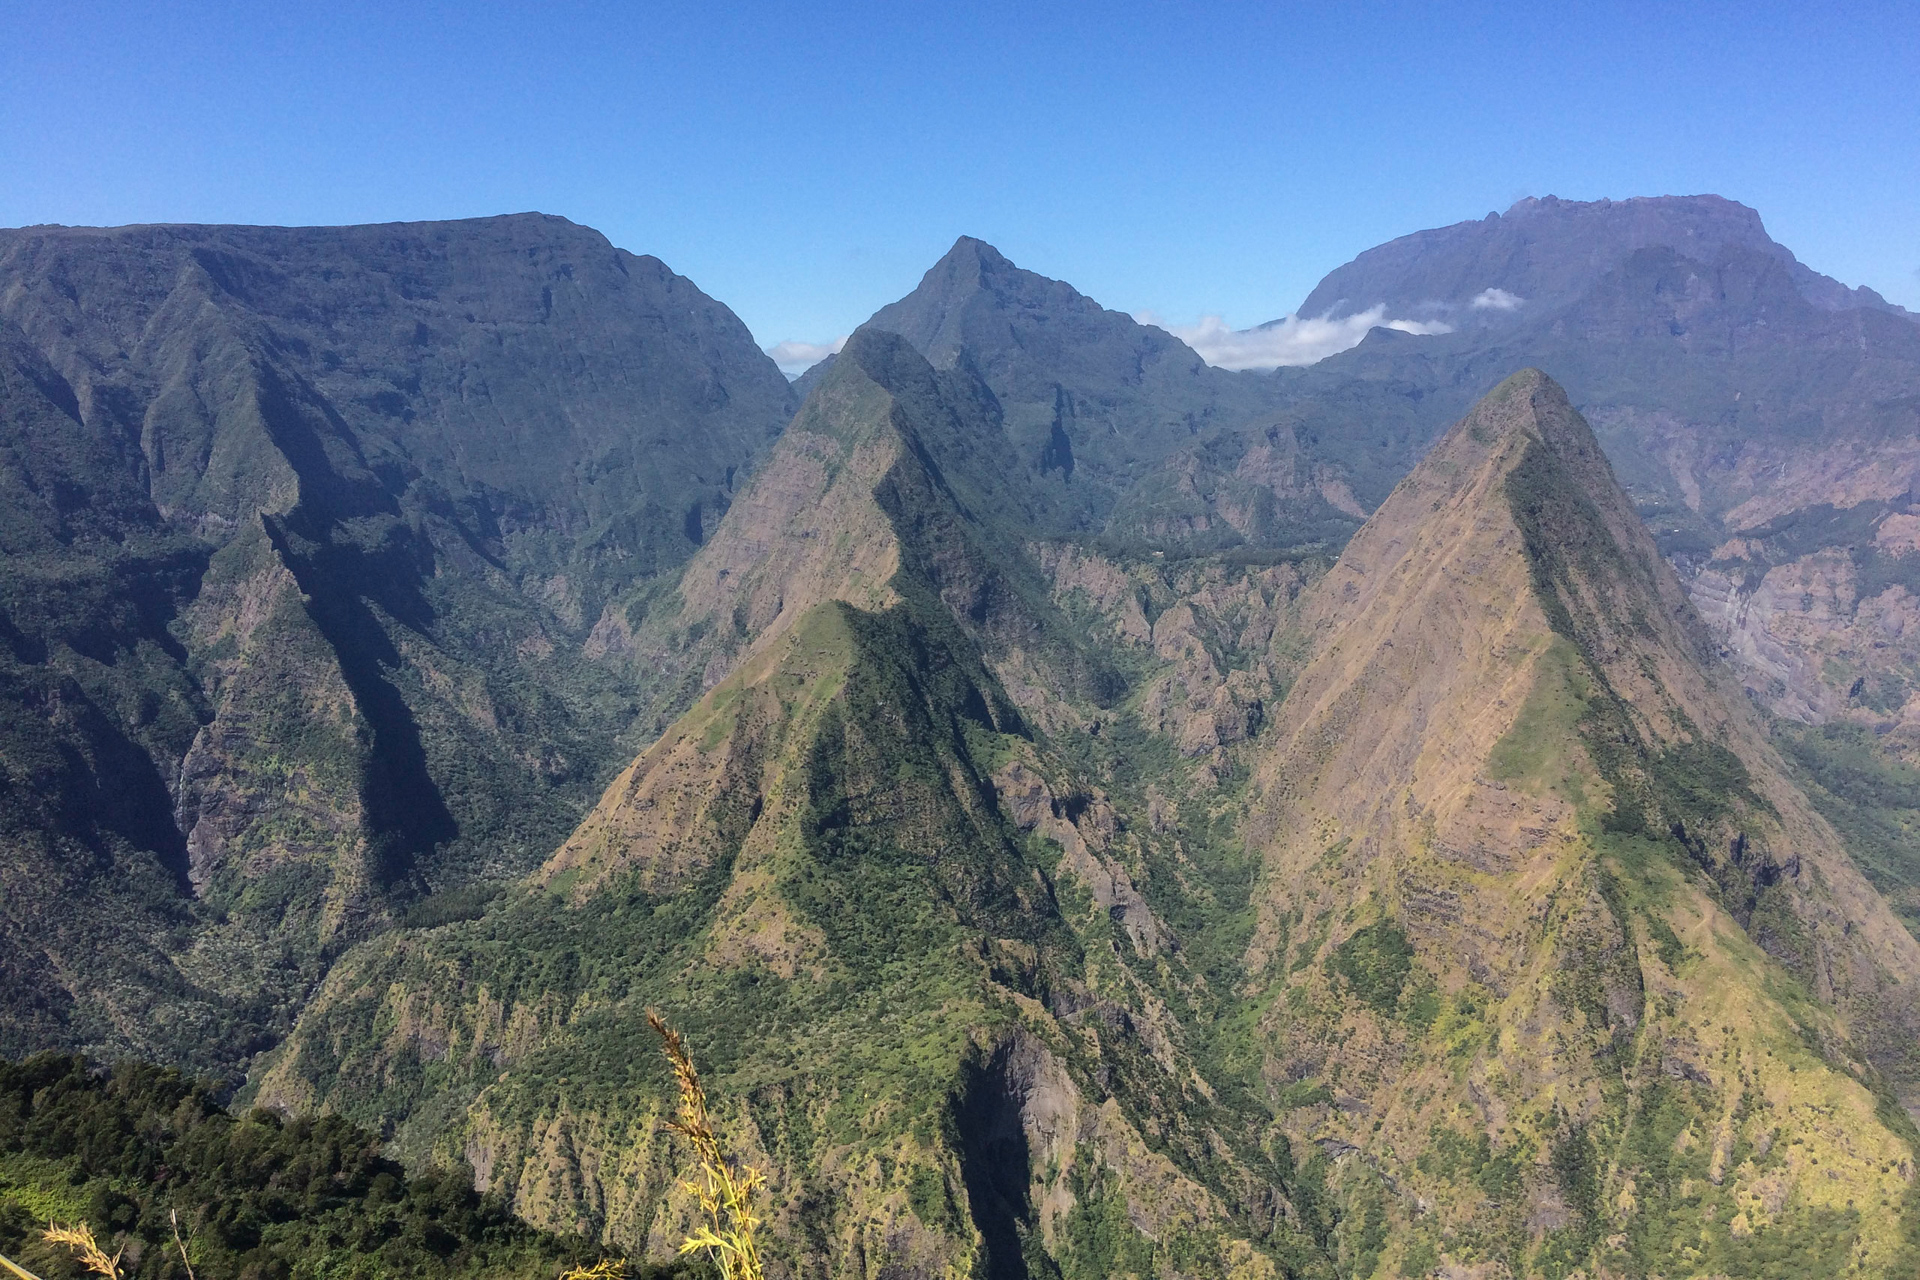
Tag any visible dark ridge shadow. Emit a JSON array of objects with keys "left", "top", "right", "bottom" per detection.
[
  {"left": 0, "top": 663, "right": 196, "bottom": 896},
  {"left": 260, "top": 513, "right": 456, "bottom": 890},
  {"left": 953, "top": 1041, "right": 1053, "bottom": 1280}
]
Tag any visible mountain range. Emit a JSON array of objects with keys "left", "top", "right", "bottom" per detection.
[{"left": 4, "top": 195, "right": 1920, "bottom": 1278}]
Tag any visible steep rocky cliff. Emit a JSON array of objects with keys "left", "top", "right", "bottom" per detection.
[{"left": 0, "top": 215, "right": 794, "bottom": 1074}]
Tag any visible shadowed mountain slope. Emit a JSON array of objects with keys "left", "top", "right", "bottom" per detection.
[
  {"left": 0, "top": 215, "right": 794, "bottom": 1075},
  {"left": 1242, "top": 370, "right": 1920, "bottom": 1277}
]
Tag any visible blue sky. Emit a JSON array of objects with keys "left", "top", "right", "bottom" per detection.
[{"left": 5, "top": 1, "right": 1916, "bottom": 365}]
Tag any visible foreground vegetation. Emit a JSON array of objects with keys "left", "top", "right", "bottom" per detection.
[
  {"left": 0, "top": 1054, "right": 670, "bottom": 1280},
  {"left": 0, "top": 1007, "right": 764, "bottom": 1280}
]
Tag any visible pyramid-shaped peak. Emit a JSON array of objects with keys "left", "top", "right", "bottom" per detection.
[
  {"left": 1458, "top": 367, "right": 1587, "bottom": 446},
  {"left": 1330, "top": 365, "right": 1671, "bottom": 665},
  {"left": 1407, "top": 367, "right": 1608, "bottom": 483},
  {"left": 866, "top": 235, "right": 1113, "bottom": 368},
  {"left": 835, "top": 322, "right": 925, "bottom": 374},
  {"left": 938, "top": 235, "right": 1013, "bottom": 268}
]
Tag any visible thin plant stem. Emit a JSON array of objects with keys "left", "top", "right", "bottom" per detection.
[
  {"left": 169, "top": 1209, "right": 196, "bottom": 1280},
  {"left": 42, "top": 1224, "right": 121, "bottom": 1280},
  {"left": 648, "top": 1010, "right": 767, "bottom": 1280},
  {"left": 0, "top": 1252, "right": 45, "bottom": 1280}
]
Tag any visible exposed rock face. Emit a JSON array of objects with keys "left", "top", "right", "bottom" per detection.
[
  {"left": 1030, "top": 539, "right": 1310, "bottom": 761},
  {"left": 0, "top": 215, "right": 793, "bottom": 1073},
  {"left": 1242, "top": 370, "right": 1920, "bottom": 1276}
]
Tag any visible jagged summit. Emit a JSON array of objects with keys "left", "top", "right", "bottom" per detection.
[
  {"left": 866, "top": 235, "right": 1130, "bottom": 366},
  {"left": 862, "top": 238, "right": 1312, "bottom": 540},
  {"left": 1294, "top": 193, "right": 1907, "bottom": 327}
]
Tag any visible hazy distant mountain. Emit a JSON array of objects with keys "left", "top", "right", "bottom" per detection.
[
  {"left": 0, "top": 214, "right": 794, "bottom": 1073},
  {"left": 1291, "top": 193, "right": 1913, "bottom": 330}
]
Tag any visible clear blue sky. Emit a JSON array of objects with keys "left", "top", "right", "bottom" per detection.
[{"left": 5, "top": 1, "right": 1916, "bottom": 355}]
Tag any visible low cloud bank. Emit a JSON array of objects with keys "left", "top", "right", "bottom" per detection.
[
  {"left": 766, "top": 336, "right": 846, "bottom": 378},
  {"left": 1144, "top": 307, "right": 1452, "bottom": 371},
  {"left": 1471, "top": 287, "right": 1524, "bottom": 311}
]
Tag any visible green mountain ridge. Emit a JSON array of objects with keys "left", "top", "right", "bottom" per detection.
[
  {"left": 251, "top": 354, "right": 1920, "bottom": 1276},
  {"left": 253, "top": 331, "right": 1318, "bottom": 1278}
]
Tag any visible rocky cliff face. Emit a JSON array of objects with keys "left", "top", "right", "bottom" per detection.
[{"left": 0, "top": 215, "right": 794, "bottom": 1074}]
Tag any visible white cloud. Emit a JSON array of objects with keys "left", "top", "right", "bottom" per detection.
[
  {"left": 765, "top": 335, "right": 846, "bottom": 378},
  {"left": 1140, "top": 307, "right": 1451, "bottom": 371},
  {"left": 1470, "top": 287, "right": 1524, "bottom": 311}
]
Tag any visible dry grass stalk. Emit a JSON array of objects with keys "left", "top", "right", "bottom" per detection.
[
  {"left": 556, "top": 1259, "right": 626, "bottom": 1280},
  {"left": 42, "top": 1224, "right": 121, "bottom": 1280},
  {"left": 647, "top": 1010, "right": 766, "bottom": 1280},
  {"left": 169, "top": 1209, "right": 195, "bottom": 1280}
]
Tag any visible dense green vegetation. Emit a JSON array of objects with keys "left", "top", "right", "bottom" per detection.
[
  {"left": 1778, "top": 720, "right": 1920, "bottom": 935},
  {"left": 0, "top": 1054, "right": 690, "bottom": 1280},
  {"left": 1323, "top": 921, "right": 1415, "bottom": 1015}
]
